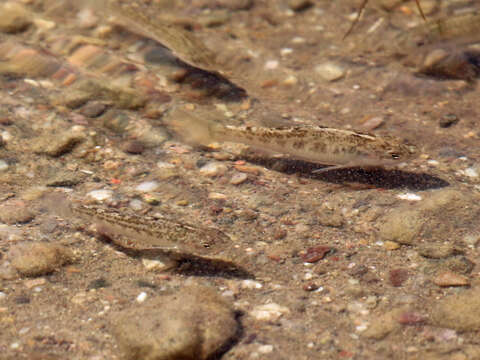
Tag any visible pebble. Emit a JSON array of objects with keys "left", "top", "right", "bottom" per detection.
[
  {"left": 23, "top": 278, "right": 46, "bottom": 289},
  {"left": 0, "top": 160, "right": 8, "bottom": 172},
  {"left": 199, "top": 162, "right": 227, "bottom": 177},
  {"left": 384, "top": 241, "right": 400, "bottom": 250},
  {"left": 64, "top": 79, "right": 146, "bottom": 110},
  {"left": 122, "top": 140, "right": 145, "bottom": 154},
  {"left": 282, "top": 75, "right": 298, "bottom": 86},
  {"left": 136, "top": 292, "right": 147, "bottom": 303},
  {"left": 230, "top": 172, "right": 248, "bottom": 185},
  {"left": 32, "top": 131, "right": 85, "bottom": 157},
  {"left": 198, "top": 10, "right": 230, "bottom": 28},
  {"left": 463, "top": 167, "right": 479, "bottom": 178},
  {"left": 439, "top": 113, "right": 459, "bottom": 128},
  {"left": 240, "top": 280, "right": 263, "bottom": 289},
  {"left": 389, "top": 268, "right": 409, "bottom": 287},
  {"left": 360, "top": 116, "right": 385, "bottom": 131},
  {"left": 8, "top": 242, "right": 75, "bottom": 277},
  {"left": 0, "top": 2, "right": 31, "bottom": 34},
  {"left": 111, "top": 285, "right": 238, "bottom": 360},
  {"left": 135, "top": 181, "right": 159, "bottom": 192},
  {"left": 217, "top": 0, "right": 254, "bottom": 10},
  {"left": 315, "top": 62, "right": 345, "bottom": 82},
  {"left": 80, "top": 101, "right": 107, "bottom": 118},
  {"left": 234, "top": 164, "right": 260, "bottom": 175},
  {"left": 141, "top": 257, "right": 177, "bottom": 272},
  {"left": 397, "top": 193, "right": 422, "bottom": 201},
  {"left": 0, "top": 201, "right": 34, "bottom": 224},
  {"left": 316, "top": 207, "right": 344, "bottom": 228},
  {"left": 87, "top": 189, "right": 113, "bottom": 201},
  {"left": 430, "top": 288, "right": 480, "bottom": 331},
  {"left": 379, "top": 189, "right": 480, "bottom": 245},
  {"left": 46, "top": 170, "right": 83, "bottom": 187},
  {"left": 264, "top": 60, "right": 279, "bottom": 70},
  {"left": 396, "top": 311, "right": 426, "bottom": 325},
  {"left": 208, "top": 192, "right": 227, "bottom": 200},
  {"left": 301, "top": 246, "right": 332, "bottom": 263},
  {"left": 362, "top": 308, "right": 402, "bottom": 339},
  {"left": 417, "top": 243, "right": 455, "bottom": 259},
  {"left": 433, "top": 271, "right": 469, "bottom": 287},
  {"left": 288, "top": 0, "right": 313, "bottom": 12},
  {"left": 250, "top": 303, "right": 290, "bottom": 321},
  {"left": 258, "top": 344, "right": 274, "bottom": 354}
]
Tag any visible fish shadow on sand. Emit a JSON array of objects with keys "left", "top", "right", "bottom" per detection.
[
  {"left": 244, "top": 156, "right": 449, "bottom": 191},
  {"left": 96, "top": 234, "right": 254, "bottom": 279}
]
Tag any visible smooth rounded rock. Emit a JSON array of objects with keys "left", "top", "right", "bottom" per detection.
[
  {"left": 111, "top": 285, "right": 238, "bottom": 360},
  {"left": 315, "top": 62, "right": 345, "bottom": 82},
  {"left": 430, "top": 288, "right": 480, "bottom": 331},
  {"left": 378, "top": 190, "right": 480, "bottom": 246},
  {"left": 0, "top": 2, "right": 31, "bottom": 34},
  {"left": 0, "top": 201, "right": 34, "bottom": 224},
  {"left": 9, "top": 242, "right": 75, "bottom": 277}
]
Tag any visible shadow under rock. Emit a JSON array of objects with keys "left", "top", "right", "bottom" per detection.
[
  {"left": 208, "top": 311, "right": 245, "bottom": 360},
  {"left": 245, "top": 156, "right": 450, "bottom": 191}
]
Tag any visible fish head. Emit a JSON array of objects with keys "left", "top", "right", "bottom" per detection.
[{"left": 370, "top": 135, "right": 417, "bottom": 166}]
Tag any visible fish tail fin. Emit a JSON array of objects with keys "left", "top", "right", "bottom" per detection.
[{"left": 164, "top": 106, "right": 223, "bottom": 146}]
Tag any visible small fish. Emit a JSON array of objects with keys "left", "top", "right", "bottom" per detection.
[
  {"left": 44, "top": 193, "right": 231, "bottom": 260},
  {"left": 89, "top": 0, "right": 219, "bottom": 73},
  {"left": 167, "top": 107, "right": 417, "bottom": 172},
  {"left": 390, "top": 11, "right": 480, "bottom": 58},
  {"left": 344, "top": 0, "right": 426, "bottom": 39}
]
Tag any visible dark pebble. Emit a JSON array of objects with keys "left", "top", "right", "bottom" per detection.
[
  {"left": 123, "top": 140, "right": 145, "bottom": 155},
  {"left": 80, "top": 101, "right": 107, "bottom": 118},
  {"left": 303, "top": 282, "right": 319, "bottom": 291},
  {"left": 301, "top": 245, "right": 332, "bottom": 263},
  {"left": 389, "top": 268, "right": 409, "bottom": 287},
  {"left": 288, "top": 0, "right": 313, "bottom": 12},
  {"left": 348, "top": 264, "right": 369, "bottom": 278},
  {"left": 397, "top": 311, "right": 426, "bottom": 325},
  {"left": 439, "top": 114, "right": 459, "bottom": 128},
  {"left": 15, "top": 295, "right": 31, "bottom": 304},
  {"left": 88, "top": 278, "right": 110, "bottom": 290}
]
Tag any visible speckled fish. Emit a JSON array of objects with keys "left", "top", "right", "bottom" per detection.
[
  {"left": 89, "top": 0, "right": 219, "bottom": 73},
  {"left": 45, "top": 194, "right": 231, "bottom": 260},
  {"left": 168, "top": 108, "right": 417, "bottom": 172}
]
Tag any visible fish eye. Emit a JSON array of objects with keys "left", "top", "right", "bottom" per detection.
[{"left": 390, "top": 152, "right": 400, "bottom": 159}]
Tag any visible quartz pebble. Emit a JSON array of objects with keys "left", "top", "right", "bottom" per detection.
[
  {"left": 135, "top": 181, "right": 159, "bottom": 192},
  {"left": 0, "top": 160, "right": 8, "bottom": 172},
  {"left": 315, "top": 62, "right": 345, "bottom": 82},
  {"left": 251, "top": 303, "right": 290, "bottom": 321},
  {"left": 199, "top": 162, "right": 228, "bottom": 177},
  {"left": 87, "top": 189, "right": 113, "bottom": 201}
]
